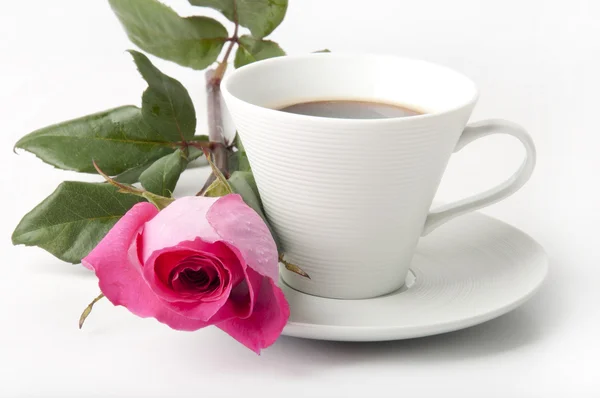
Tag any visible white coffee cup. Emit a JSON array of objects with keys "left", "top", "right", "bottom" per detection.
[{"left": 222, "top": 53, "right": 536, "bottom": 300}]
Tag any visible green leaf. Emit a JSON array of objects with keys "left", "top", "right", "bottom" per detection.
[
  {"left": 234, "top": 35, "right": 285, "bottom": 68},
  {"left": 187, "top": 146, "right": 206, "bottom": 162},
  {"left": 202, "top": 168, "right": 281, "bottom": 249},
  {"left": 15, "top": 106, "right": 174, "bottom": 175},
  {"left": 189, "top": 0, "right": 288, "bottom": 39},
  {"left": 205, "top": 150, "right": 233, "bottom": 194},
  {"left": 227, "top": 150, "right": 243, "bottom": 172},
  {"left": 109, "top": 0, "right": 228, "bottom": 70},
  {"left": 142, "top": 191, "right": 175, "bottom": 210},
  {"left": 204, "top": 178, "right": 232, "bottom": 197},
  {"left": 129, "top": 50, "right": 197, "bottom": 141},
  {"left": 115, "top": 143, "right": 202, "bottom": 184},
  {"left": 139, "top": 149, "right": 187, "bottom": 196},
  {"left": 114, "top": 159, "right": 156, "bottom": 184},
  {"left": 313, "top": 49, "right": 331, "bottom": 53},
  {"left": 228, "top": 171, "right": 280, "bottom": 250},
  {"left": 234, "top": 132, "right": 245, "bottom": 151},
  {"left": 228, "top": 133, "right": 251, "bottom": 172},
  {"left": 186, "top": 135, "right": 210, "bottom": 162},
  {"left": 203, "top": 147, "right": 236, "bottom": 197},
  {"left": 190, "top": 134, "right": 210, "bottom": 142},
  {"left": 12, "top": 182, "right": 146, "bottom": 263},
  {"left": 228, "top": 171, "right": 262, "bottom": 213},
  {"left": 16, "top": 54, "right": 199, "bottom": 175}
]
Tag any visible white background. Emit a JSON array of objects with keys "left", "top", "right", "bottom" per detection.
[{"left": 1, "top": 0, "right": 599, "bottom": 396}]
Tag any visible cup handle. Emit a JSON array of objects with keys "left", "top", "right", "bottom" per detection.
[{"left": 422, "top": 119, "right": 536, "bottom": 236}]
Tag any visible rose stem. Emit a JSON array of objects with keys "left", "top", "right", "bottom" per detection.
[{"left": 196, "top": 10, "right": 239, "bottom": 196}]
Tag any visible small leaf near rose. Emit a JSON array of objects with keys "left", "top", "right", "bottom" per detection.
[
  {"left": 188, "top": 0, "right": 288, "bottom": 39},
  {"left": 227, "top": 149, "right": 250, "bottom": 173},
  {"left": 187, "top": 147, "right": 205, "bottom": 161},
  {"left": 228, "top": 172, "right": 263, "bottom": 218},
  {"left": 186, "top": 135, "right": 210, "bottom": 162},
  {"left": 117, "top": 135, "right": 209, "bottom": 185},
  {"left": 228, "top": 171, "right": 282, "bottom": 251},
  {"left": 114, "top": 159, "right": 156, "bottom": 184},
  {"left": 109, "top": 0, "right": 228, "bottom": 70},
  {"left": 228, "top": 170, "right": 308, "bottom": 278},
  {"left": 234, "top": 35, "right": 286, "bottom": 68},
  {"left": 228, "top": 133, "right": 251, "bottom": 172},
  {"left": 93, "top": 161, "right": 175, "bottom": 211},
  {"left": 139, "top": 149, "right": 188, "bottom": 197},
  {"left": 204, "top": 178, "right": 233, "bottom": 197},
  {"left": 11, "top": 182, "right": 146, "bottom": 264},
  {"left": 115, "top": 150, "right": 202, "bottom": 185},
  {"left": 204, "top": 150, "right": 233, "bottom": 195}
]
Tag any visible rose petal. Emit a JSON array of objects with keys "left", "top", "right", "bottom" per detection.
[
  {"left": 200, "top": 243, "right": 255, "bottom": 325},
  {"left": 144, "top": 240, "right": 244, "bottom": 322},
  {"left": 82, "top": 202, "right": 210, "bottom": 331},
  {"left": 171, "top": 258, "right": 221, "bottom": 296},
  {"left": 142, "top": 194, "right": 279, "bottom": 281},
  {"left": 207, "top": 194, "right": 279, "bottom": 281},
  {"left": 217, "top": 269, "right": 290, "bottom": 354},
  {"left": 141, "top": 196, "right": 220, "bottom": 263},
  {"left": 147, "top": 247, "right": 228, "bottom": 303}
]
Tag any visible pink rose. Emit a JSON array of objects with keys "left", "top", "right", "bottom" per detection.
[{"left": 82, "top": 194, "right": 289, "bottom": 353}]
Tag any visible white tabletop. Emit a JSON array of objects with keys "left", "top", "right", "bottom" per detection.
[{"left": 2, "top": 1, "right": 599, "bottom": 396}]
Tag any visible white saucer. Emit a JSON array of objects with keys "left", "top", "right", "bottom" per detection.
[{"left": 280, "top": 212, "right": 548, "bottom": 341}]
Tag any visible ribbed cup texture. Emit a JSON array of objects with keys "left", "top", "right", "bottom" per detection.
[
  {"left": 225, "top": 96, "right": 471, "bottom": 298},
  {"left": 220, "top": 53, "right": 479, "bottom": 299}
]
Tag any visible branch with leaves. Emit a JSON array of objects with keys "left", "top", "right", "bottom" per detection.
[
  {"left": 109, "top": 0, "right": 286, "bottom": 193},
  {"left": 12, "top": 0, "right": 311, "bottom": 284},
  {"left": 13, "top": 0, "right": 287, "bottom": 261}
]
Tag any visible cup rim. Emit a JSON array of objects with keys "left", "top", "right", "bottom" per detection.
[{"left": 221, "top": 53, "right": 480, "bottom": 125}]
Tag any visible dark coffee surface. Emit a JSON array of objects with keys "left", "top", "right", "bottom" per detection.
[{"left": 279, "top": 100, "right": 422, "bottom": 119}]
